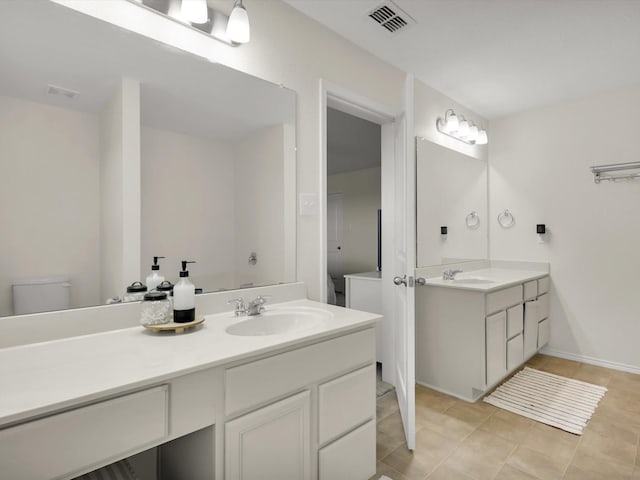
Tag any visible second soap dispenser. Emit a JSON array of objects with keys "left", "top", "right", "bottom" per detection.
[
  {"left": 173, "top": 260, "right": 196, "bottom": 323},
  {"left": 146, "top": 256, "right": 165, "bottom": 291}
]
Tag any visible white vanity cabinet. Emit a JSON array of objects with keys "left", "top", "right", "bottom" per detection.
[
  {"left": 0, "top": 293, "right": 381, "bottom": 480},
  {"left": 416, "top": 273, "right": 550, "bottom": 402},
  {"left": 222, "top": 328, "right": 376, "bottom": 480}
]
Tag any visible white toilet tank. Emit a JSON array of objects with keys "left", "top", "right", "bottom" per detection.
[{"left": 12, "top": 277, "right": 71, "bottom": 315}]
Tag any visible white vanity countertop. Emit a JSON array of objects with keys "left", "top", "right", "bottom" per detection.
[
  {"left": 423, "top": 268, "right": 548, "bottom": 292},
  {"left": 0, "top": 299, "right": 380, "bottom": 427}
]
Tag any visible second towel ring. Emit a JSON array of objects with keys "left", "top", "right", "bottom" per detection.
[
  {"left": 497, "top": 209, "right": 515, "bottom": 228},
  {"left": 466, "top": 211, "right": 480, "bottom": 229}
]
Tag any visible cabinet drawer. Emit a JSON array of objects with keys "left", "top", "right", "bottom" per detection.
[
  {"left": 538, "top": 318, "right": 550, "bottom": 348},
  {"left": 486, "top": 285, "right": 522, "bottom": 315},
  {"left": 318, "top": 364, "right": 375, "bottom": 445},
  {"left": 507, "top": 334, "right": 524, "bottom": 371},
  {"left": 538, "top": 276, "right": 550, "bottom": 294},
  {"left": 524, "top": 281, "right": 538, "bottom": 300},
  {"left": 226, "top": 328, "right": 375, "bottom": 415},
  {"left": 538, "top": 293, "right": 550, "bottom": 321},
  {"left": 506, "top": 304, "right": 523, "bottom": 339},
  {"left": 318, "top": 420, "right": 375, "bottom": 480},
  {"left": 0, "top": 386, "right": 168, "bottom": 480}
]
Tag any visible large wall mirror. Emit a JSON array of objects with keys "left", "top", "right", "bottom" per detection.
[
  {"left": 0, "top": 1, "right": 296, "bottom": 318},
  {"left": 416, "top": 137, "right": 487, "bottom": 267}
]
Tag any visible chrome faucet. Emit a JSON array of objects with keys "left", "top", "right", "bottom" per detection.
[
  {"left": 227, "top": 295, "right": 271, "bottom": 317},
  {"left": 442, "top": 269, "right": 463, "bottom": 280}
]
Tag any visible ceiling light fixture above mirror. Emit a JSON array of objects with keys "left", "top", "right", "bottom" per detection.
[
  {"left": 436, "top": 109, "right": 488, "bottom": 145},
  {"left": 227, "top": 0, "right": 251, "bottom": 44},
  {"left": 131, "top": 0, "right": 250, "bottom": 46}
]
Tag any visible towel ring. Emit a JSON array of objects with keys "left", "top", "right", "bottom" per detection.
[
  {"left": 497, "top": 209, "right": 515, "bottom": 228},
  {"left": 466, "top": 211, "right": 480, "bottom": 229}
]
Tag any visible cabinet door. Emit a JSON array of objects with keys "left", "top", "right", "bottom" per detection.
[
  {"left": 507, "top": 334, "right": 524, "bottom": 371},
  {"left": 538, "top": 318, "right": 550, "bottom": 348},
  {"left": 225, "top": 391, "right": 311, "bottom": 480},
  {"left": 486, "top": 311, "right": 506, "bottom": 386},
  {"left": 523, "top": 300, "right": 539, "bottom": 359}
]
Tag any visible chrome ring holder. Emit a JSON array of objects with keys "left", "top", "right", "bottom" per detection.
[
  {"left": 497, "top": 209, "right": 515, "bottom": 228},
  {"left": 465, "top": 211, "right": 480, "bottom": 229}
]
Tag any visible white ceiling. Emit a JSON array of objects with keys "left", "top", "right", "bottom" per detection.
[
  {"left": 0, "top": 1, "right": 295, "bottom": 143},
  {"left": 284, "top": 0, "right": 640, "bottom": 119},
  {"left": 327, "top": 108, "right": 381, "bottom": 175}
]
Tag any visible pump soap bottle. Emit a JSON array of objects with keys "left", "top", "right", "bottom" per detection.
[
  {"left": 174, "top": 260, "right": 196, "bottom": 323},
  {"left": 146, "top": 256, "right": 165, "bottom": 291}
]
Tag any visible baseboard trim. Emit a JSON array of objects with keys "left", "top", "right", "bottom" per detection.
[{"left": 541, "top": 348, "right": 640, "bottom": 375}]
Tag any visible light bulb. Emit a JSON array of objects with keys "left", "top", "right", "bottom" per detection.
[
  {"left": 457, "top": 119, "right": 469, "bottom": 138},
  {"left": 227, "top": 0, "right": 250, "bottom": 44},
  {"left": 444, "top": 113, "right": 459, "bottom": 133},
  {"left": 467, "top": 125, "right": 479, "bottom": 142},
  {"left": 476, "top": 130, "right": 488, "bottom": 145},
  {"left": 181, "top": 0, "right": 208, "bottom": 24}
]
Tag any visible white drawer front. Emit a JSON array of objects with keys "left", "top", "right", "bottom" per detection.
[
  {"left": 538, "top": 318, "right": 550, "bottom": 348},
  {"left": 318, "top": 420, "right": 375, "bottom": 480},
  {"left": 506, "top": 304, "right": 523, "bottom": 339},
  {"left": 0, "top": 386, "right": 168, "bottom": 480},
  {"left": 318, "top": 364, "right": 375, "bottom": 445},
  {"left": 507, "top": 334, "right": 524, "bottom": 371},
  {"left": 538, "top": 293, "right": 550, "bottom": 321},
  {"left": 225, "top": 328, "right": 375, "bottom": 416},
  {"left": 538, "top": 276, "right": 550, "bottom": 294},
  {"left": 524, "top": 281, "right": 538, "bottom": 300},
  {"left": 486, "top": 285, "right": 522, "bottom": 315}
]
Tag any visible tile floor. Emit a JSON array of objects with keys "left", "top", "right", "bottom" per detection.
[{"left": 371, "top": 354, "right": 640, "bottom": 480}]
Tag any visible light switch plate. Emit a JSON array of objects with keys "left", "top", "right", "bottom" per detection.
[{"left": 299, "top": 193, "right": 318, "bottom": 216}]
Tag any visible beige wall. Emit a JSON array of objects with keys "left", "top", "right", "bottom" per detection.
[
  {"left": 55, "top": 0, "right": 406, "bottom": 301},
  {"left": 234, "top": 125, "right": 288, "bottom": 288},
  {"left": 141, "top": 126, "right": 236, "bottom": 292},
  {"left": 54, "top": 1, "right": 491, "bottom": 301},
  {"left": 490, "top": 84, "right": 640, "bottom": 370},
  {"left": 328, "top": 167, "right": 381, "bottom": 275},
  {"left": 0, "top": 95, "right": 101, "bottom": 316}
]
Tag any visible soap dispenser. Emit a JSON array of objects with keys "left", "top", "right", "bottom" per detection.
[
  {"left": 146, "top": 256, "right": 165, "bottom": 291},
  {"left": 173, "top": 260, "right": 196, "bottom": 323}
]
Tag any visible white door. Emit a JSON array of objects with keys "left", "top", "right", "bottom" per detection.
[
  {"left": 327, "top": 193, "right": 344, "bottom": 293},
  {"left": 381, "top": 112, "right": 416, "bottom": 449}
]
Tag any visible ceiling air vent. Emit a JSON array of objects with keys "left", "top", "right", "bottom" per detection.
[
  {"left": 368, "top": 1, "right": 416, "bottom": 35},
  {"left": 47, "top": 84, "right": 79, "bottom": 99}
]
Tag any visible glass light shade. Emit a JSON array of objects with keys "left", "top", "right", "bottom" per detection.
[
  {"left": 181, "top": 0, "right": 208, "bottom": 24},
  {"left": 467, "top": 125, "right": 479, "bottom": 142},
  {"left": 444, "top": 113, "right": 459, "bottom": 133},
  {"left": 227, "top": 1, "right": 250, "bottom": 44},
  {"left": 457, "top": 119, "right": 470, "bottom": 138},
  {"left": 476, "top": 130, "right": 488, "bottom": 145}
]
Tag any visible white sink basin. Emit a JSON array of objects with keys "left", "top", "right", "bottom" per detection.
[
  {"left": 225, "top": 307, "right": 332, "bottom": 336},
  {"left": 452, "top": 277, "right": 495, "bottom": 285}
]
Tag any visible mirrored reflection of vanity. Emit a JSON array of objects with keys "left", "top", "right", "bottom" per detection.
[{"left": 0, "top": 0, "right": 295, "bottom": 319}]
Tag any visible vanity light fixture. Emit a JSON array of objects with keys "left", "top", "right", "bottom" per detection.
[
  {"left": 436, "top": 109, "right": 488, "bottom": 145},
  {"left": 227, "top": 0, "right": 251, "bottom": 44},
  {"left": 181, "top": 0, "right": 208, "bottom": 24},
  {"left": 129, "top": 0, "right": 250, "bottom": 46}
]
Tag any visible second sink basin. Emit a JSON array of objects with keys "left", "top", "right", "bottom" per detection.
[{"left": 225, "top": 307, "right": 332, "bottom": 336}]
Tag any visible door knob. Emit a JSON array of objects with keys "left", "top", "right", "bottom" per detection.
[
  {"left": 393, "top": 275, "right": 407, "bottom": 286},
  {"left": 337, "top": 246, "right": 341, "bottom": 250}
]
